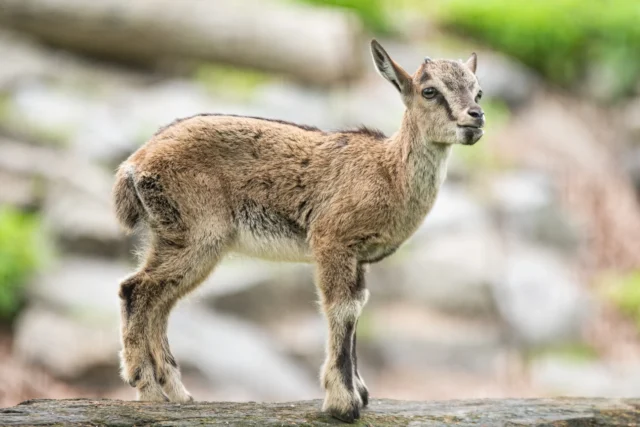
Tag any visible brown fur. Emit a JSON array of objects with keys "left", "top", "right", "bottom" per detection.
[{"left": 112, "top": 40, "right": 484, "bottom": 422}]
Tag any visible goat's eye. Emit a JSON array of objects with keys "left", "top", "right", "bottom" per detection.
[
  {"left": 422, "top": 87, "right": 437, "bottom": 99},
  {"left": 475, "top": 91, "right": 483, "bottom": 103}
]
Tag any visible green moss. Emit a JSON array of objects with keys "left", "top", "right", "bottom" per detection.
[
  {"left": 0, "top": 207, "right": 48, "bottom": 320},
  {"left": 600, "top": 271, "right": 640, "bottom": 330},
  {"left": 527, "top": 342, "right": 599, "bottom": 364},
  {"left": 295, "top": 0, "right": 392, "bottom": 34},
  {"left": 194, "top": 64, "right": 270, "bottom": 101},
  {"left": 438, "top": 0, "right": 640, "bottom": 98}
]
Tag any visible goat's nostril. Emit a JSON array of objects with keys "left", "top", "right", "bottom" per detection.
[{"left": 467, "top": 109, "right": 484, "bottom": 119}]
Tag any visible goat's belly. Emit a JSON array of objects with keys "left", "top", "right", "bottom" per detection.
[{"left": 232, "top": 229, "right": 313, "bottom": 263}]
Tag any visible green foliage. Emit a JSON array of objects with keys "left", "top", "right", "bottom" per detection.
[
  {"left": 296, "top": 0, "right": 392, "bottom": 33},
  {"left": 194, "top": 64, "right": 269, "bottom": 101},
  {"left": 439, "top": 0, "right": 640, "bottom": 97},
  {"left": 603, "top": 271, "right": 640, "bottom": 329},
  {"left": 527, "top": 342, "right": 599, "bottom": 364},
  {"left": 0, "top": 207, "right": 44, "bottom": 320}
]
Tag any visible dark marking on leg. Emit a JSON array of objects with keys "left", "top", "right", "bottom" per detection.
[
  {"left": 336, "top": 320, "right": 355, "bottom": 391},
  {"left": 136, "top": 175, "right": 184, "bottom": 230},
  {"left": 352, "top": 325, "right": 369, "bottom": 407},
  {"left": 119, "top": 277, "right": 140, "bottom": 319},
  {"left": 165, "top": 353, "right": 178, "bottom": 368},
  {"left": 149, "top": 351, "right": 158, "bottom": 381},
  {"left": 129, "top": 367, "right": 142, "bottom": 387}
]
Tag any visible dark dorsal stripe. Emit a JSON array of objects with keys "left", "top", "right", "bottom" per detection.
[{"left": 154, "top": 113, "right": 387, "bottom": 141}]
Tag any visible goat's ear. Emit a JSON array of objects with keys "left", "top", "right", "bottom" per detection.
[
  {"left": 370, "top": 39, "right": 412, "bottom": 96},
  {"left": 465, "top": 52, "right": 477, "bottom": 74}
]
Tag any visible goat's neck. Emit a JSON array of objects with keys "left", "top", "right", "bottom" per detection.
[{"left": 389, "top": 112, "right": 452, "bottom": 206}]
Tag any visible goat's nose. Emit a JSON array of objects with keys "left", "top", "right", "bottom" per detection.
[{"left": 467, "top": 106, "right": 484, "bottom": 119}]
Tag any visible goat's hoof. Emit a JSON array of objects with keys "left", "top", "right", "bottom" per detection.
[
  {"left": 328, "top": 405, "right": 360, "bottom": 423},
  {"left": 358, "top": 387, "right": 369, "bottom": 407}
]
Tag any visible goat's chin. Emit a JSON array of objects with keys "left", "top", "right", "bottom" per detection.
[{"left": 457, "top": 126, "right": 484, "bottom": 145}]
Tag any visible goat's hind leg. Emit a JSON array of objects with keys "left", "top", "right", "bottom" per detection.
[{"left": 119, "top": 238, "right": 223, "bottom": 402}]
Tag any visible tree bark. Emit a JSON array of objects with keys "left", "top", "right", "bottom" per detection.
[
  {"left": 1, "top": 398, "right": 639, "bottom": 426},
  {"left": 0, "top": 0, "right": 365, "bottom": 85}
]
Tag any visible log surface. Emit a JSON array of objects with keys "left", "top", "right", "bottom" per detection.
[
  {"left": 0, "top": 0, "right": 364, "bottom": 85},
  {"left": 1, "top": 398, "right": 640, "bottom": 426}
]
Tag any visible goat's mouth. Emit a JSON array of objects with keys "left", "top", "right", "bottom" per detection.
[{"left": 458, "top": 125, "right": 484, "bottom": 145}]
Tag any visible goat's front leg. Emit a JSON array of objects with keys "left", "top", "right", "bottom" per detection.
[{"left": 314, "top": 246, "right": 369, "bottom": 423}]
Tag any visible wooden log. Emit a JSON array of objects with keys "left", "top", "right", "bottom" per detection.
[
  {"left": 0, "top": 0, "right": 365, "bottom": 85},
  {"left": 1, "top": 398, "right": 640, "bottom": 426}
]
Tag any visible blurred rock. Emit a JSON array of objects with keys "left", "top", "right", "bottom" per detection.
[
  {"left": 0, "top": 0, "right": 364, "bottom": 85},
  {"left": 14, "top": 306, "right": 121, "bottom": 380},
  {"left": 0, "top": 170, "right": 39, "bottom": 210},
  {"left": 623, "top": 98, "right": 640, "bottom": 144},
  {"left": 531, "top": 357, "right": 640, "bottom": 397},
  {"left": 367, "top": 303, "right": 506, "bottom": 375},
  {"left": 0, "top": 138, "right": 129, "bottom": 257},
  {"left": 203, "top": 259, "right": 316, "bottom": 323},
  {"left": 476, "top": 52, "right": 540, "bottom": 108},
  {"left": 394, "top": 227, "right": 503, "bottom": 316},
  {"left": 43, "top": 182, "right": 128, "bottom": 258},
  {"left": 492, "top": 245, "right": 589, "bottom": 347},
  {"left": 0, "top": 138, "right": 113, "bottom": 202},
  {"left": 412, "top": 185, "right": 492, "bottom": 239},
  {"left": 169, "top": 305, "right": 319, "bottom": 400},
  {"left": 489, "top": 170, "right": 582, "bottom": 253},
  {"left": 19, "top": 256, "right": 317, "bottom": 399}
]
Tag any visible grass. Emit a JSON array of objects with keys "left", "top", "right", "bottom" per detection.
[
  {"left": 193, "top": 63, "right": 270, "bottom": 101},
  {"left": 600, "top": 271, "right": 640, "bottom": 330},
  {"left": 0, "top": 207, "right": 47, "bottom": 320},
  {"left": 438, "top": 0, "right": 640, "bottom": 98},
  {"left": 295, "top": 0, "right": 392, "bottom": 33},
  {"left": 527, "top": 342, "right": 599, "bottom": 364}
]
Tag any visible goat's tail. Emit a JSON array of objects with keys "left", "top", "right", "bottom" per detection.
[{"left": 113, "top": 164, "right": 146, "bottom": 233}]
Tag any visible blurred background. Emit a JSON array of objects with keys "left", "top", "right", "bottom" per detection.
[{"left": 2, "top": 0, "right": 640, "bottom": 408}]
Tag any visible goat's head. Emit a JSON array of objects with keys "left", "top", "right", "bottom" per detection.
[{"left": 371, "top": 39, "right": 484, "bottom": 146}]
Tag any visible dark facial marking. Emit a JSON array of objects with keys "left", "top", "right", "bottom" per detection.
[
  {"left": 419, "top": 69, "right": 431, "bottom": 84},
  {"left": 435, "top": 94, "right": 456, "bottom": 121}
]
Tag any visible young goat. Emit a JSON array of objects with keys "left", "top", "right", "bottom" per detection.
[{"left": 113, "top": 40, "right": 484, "bottom": 422}]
